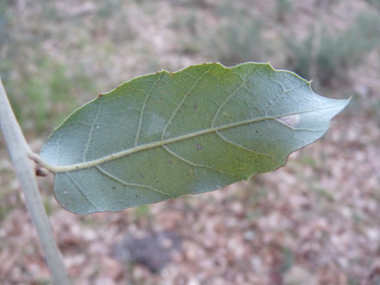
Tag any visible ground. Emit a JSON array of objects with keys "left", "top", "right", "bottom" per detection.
[{"left": 1, "top": 0, "right": 380, "bottom": 284}]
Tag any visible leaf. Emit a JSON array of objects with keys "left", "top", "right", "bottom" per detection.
[{"left": 40, "top": 63, "right": 349, "bottom": 214}]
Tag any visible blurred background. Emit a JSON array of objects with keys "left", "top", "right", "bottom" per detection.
[{"left": 1, "top": 0, "right": 380, "bottom": 284}]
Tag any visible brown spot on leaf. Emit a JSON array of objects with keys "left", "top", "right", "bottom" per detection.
[{"left": 197, "top": 144, "right": 203, "bottom": 150}]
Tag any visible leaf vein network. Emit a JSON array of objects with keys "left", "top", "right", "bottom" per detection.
[
  {"left": 212, "top": 65, "right": 265, "bottom": 128},
  {"left": 83, "top": 102, "right": 103, "bottom": 162},
  {"left": 65, "top": 172, "right": 99, "bottom": 210},
  {"left": 161, "top": 66, "right": 213, "bottom": 139},
  {"left": 135, "top": 73, "right": 163, "bottom": 147},
  {"left": 162, "top": 145, "right": 240, "bottom": 178},
  {"left": 94, "top": 165, "right": 171, "bottom": 198}
]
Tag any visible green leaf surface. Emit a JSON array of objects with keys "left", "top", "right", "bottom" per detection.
[{"left": 40, "top": 63, "right": 349, "bottom": 214}]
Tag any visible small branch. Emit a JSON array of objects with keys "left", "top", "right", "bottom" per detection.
[{"left": 0, "top": 78, "right": 71, "bottom": 284}]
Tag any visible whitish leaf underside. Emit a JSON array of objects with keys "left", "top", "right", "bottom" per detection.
[{"left": 40, "top": 63, "right": 349, "bottom": 214}]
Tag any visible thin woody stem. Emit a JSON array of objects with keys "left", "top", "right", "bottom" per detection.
[{"left": 0, "top": 78, "right": 71, "bottom": 284}]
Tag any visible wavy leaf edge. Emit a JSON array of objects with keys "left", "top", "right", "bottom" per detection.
[{"left": 39, "top": 62, "right": 350, "bottom": 214}]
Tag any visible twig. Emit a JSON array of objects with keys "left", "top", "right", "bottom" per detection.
[{"left": 0, "top": 78, "right": 71, "bottom": 284}]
